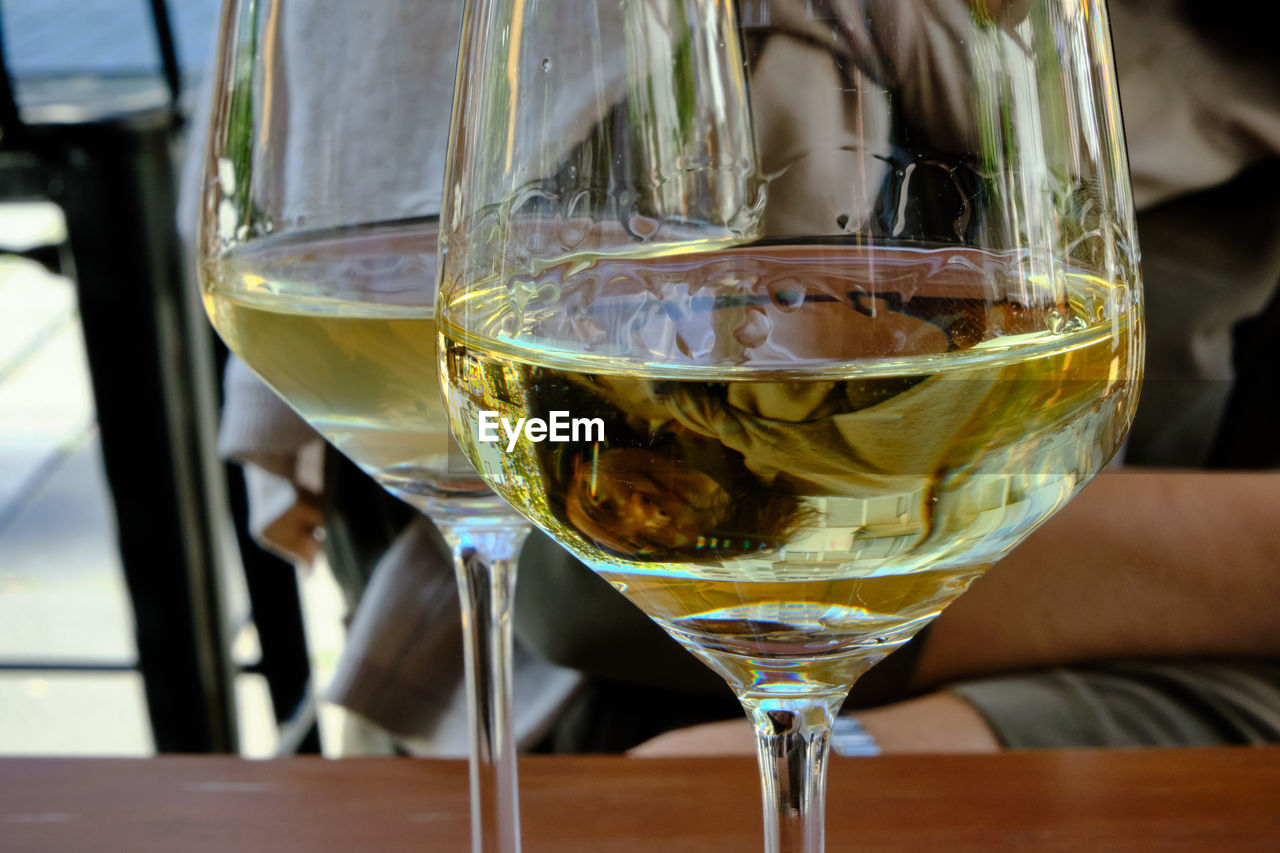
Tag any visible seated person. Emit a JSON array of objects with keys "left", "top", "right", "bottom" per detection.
[
  {"left": 503, "top": 0, "right": 1280, "bottom": 755},
  {"left": 190, "top": 0, "right": 1280, "bottom": 755}
]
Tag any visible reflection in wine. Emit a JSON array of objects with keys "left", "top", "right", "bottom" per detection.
[{"left": 442, "top": 245, "right": 1140, "bottom": 698}]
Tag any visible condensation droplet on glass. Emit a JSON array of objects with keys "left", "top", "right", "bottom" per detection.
[
  {"left": 558, "top": 219, "right": 590, "bottom": 251},
  {"left": 733, "top": 308, "right": 772, "bottom": 348},
  {"left": 541, "top": 58, "right": 552, "bottom": 72},
  {"left": 627, "top": 211, "right": 661, "bottom": 242},
  {"left": 770, "top": 278, "right": 806, "bottom": 312}
]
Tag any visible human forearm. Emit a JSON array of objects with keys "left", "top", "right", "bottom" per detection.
[
  {"left": 914, "top": 470, "right": 1280, "bottom": 688},
  {"left": 629, "top": 693, "right": 1000, "bottom": 756}
]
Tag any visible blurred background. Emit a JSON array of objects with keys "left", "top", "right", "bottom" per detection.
[{"left": 0, "top": 0, "right": 346, "bottom": 759}]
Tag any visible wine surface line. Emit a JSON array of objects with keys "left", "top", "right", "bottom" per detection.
[{"left": 204, "top": 220, "right": 503, "bottom": 516}]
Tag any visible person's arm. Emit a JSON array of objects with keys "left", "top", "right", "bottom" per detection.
[
  {"left": 631, "top": 470, "right": 1280, "bottom": 756},
  {"left": 630, "top": 692, "right": 1000, "bottom": 756},
  {"left": 912, "top": 470, "right": 1280, "bottom": 689}
]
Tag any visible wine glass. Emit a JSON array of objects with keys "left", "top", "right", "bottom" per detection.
[
  {"left": 438, "top": 1, "right": 1142, "bottom": 851},
  {"left": 197, "top": 3, "right": 525, "bottom": 851}
]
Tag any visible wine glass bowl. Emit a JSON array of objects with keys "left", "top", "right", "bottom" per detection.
[
  {"left": 441, "top": 241, "right": 1139, "bottom": 696},
  {"left": 440, "top": 1, "right": 1141, "bottom": 850}
]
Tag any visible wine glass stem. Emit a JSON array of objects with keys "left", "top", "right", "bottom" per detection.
[
  {"left": 439, "top": 521, "right": 530, "bottom": 853},
  {"left": 747, "top": 698, "right": 838, "bottom": 853}
]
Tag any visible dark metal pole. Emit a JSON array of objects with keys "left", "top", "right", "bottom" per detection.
[
  {"left": 148, "top": 0, "right": 184, "bottom": 121},
  {"left": 0, "top": 12, "right": 27, "bottom": 147},
  {"left": 40, "top": 107, "right": 239, "bottom": 752}
]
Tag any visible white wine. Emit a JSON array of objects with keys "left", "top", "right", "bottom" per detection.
[
  {"left": 440, "top": 244, "right": 1140, "bottom": 692},
  {"left": 204, "top": 221, "right": 499, "bottom": 514}
]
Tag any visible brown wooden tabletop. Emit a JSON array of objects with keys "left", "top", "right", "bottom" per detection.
[{"left": 2, "top": 749, "right": 1277, "bottom": 851}]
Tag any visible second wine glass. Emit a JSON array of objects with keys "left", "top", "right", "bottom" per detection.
[{"left": 199, "top": 2, "right": 525, "bottom": 851}]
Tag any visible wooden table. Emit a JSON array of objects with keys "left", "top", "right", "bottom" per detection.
[{"left": 2, "top": 749, "right": 1277, "bottom": 851}]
